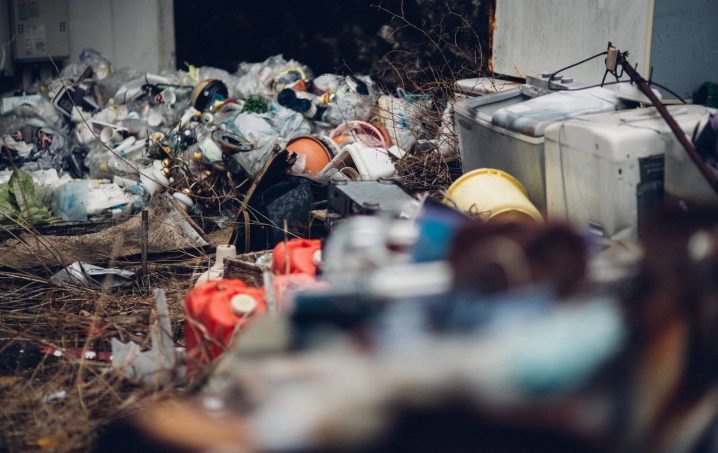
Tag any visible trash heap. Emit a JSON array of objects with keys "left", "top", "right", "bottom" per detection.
[
  {"left": 0, "top": 49, "right": 447, "bottom": 234},
  {"left": 5, "top": 49, "right": 718, "bottom": 453},
  {"left": 96, "top": 203, "right": 718, "bottom": 453}
]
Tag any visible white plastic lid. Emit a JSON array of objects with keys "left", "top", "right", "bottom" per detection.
[{"left": 230, "top": 294, "right": 257, "bottom": 316}]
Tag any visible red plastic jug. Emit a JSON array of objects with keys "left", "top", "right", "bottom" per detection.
[
  {"left": 185, "top": 279, "right": 266, "bottom": 366},
  {"left": 272, "top": 239, "right": 321, "bottom": 275}
]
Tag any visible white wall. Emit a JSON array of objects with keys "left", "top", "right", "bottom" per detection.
[
  {"left": 67, "top": 0, "right": 175, "bottom": 74},
  {"left": 492, "top": 0, "right": 653, "bottom": 85}
]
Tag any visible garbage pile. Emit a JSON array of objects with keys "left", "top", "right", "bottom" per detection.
[
  {"left": 98, "top": 204, "right": 718, "bottom": 453},
  {"left": 5, "top": 48, "right": 718, "bottom": 453},
  {"left": 0, "top": 49, "right": 442, "bottom": 236}
]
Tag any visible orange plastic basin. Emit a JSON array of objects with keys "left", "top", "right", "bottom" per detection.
[{"left": 286, "top": 136, "right": 333, "bottom": 175}]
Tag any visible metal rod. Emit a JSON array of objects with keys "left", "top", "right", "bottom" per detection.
[
  {"left": 619, "top": 55, "right": 718, "bottom": 195},
  {"left": 141, "top": 209, "right": 149, "bottom": 276}
]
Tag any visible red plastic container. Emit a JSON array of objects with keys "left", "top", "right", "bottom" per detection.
[
  {"left": 272, "top": 239, "right": 322, "bottom": 276},
  {"left": 185, "top": 279, "right": 266, "bottom": 366}
]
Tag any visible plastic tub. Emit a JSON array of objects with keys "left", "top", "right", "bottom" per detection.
[
  {"left": 445, "top": 168, "right": 543, "bottom": 224},
  {"left": 286, "top": 136, "right": 333, "bottom": 175}
]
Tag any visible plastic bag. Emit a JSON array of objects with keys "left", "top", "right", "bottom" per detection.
[
  {"left": 51, "top": 180, "right": 138, "bottom": 221},
  {"left": 226, "top": 105, "right": 310, "bottom": 176},
  {"left": 234, "top": 55, "right": 313, "bottom": 100},
  {"left": 60, "top": 48, "right": 112, "bottom": 81}
]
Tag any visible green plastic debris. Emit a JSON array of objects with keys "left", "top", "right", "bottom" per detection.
[
  {"left": 241, "top": 95, "right": 270, "bottom": 114},
  {"left": 0, "top": 169, "right": 55, "bottom": 225}
]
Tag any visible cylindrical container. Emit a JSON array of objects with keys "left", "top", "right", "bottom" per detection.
[
  {"left": 272, "top": 239, "right": 322, "bottom": 275},
  {"left": 172, "top": 192, "right": 194, "bottom": 211},
  {"left": 445, "top": 168, "right": 543, "bottom": 224},
  {"left": 286, "top": 136, "right": 333, "bottom": 175},
  {"left": 113, "top": 136, "right": 136, "bottom": 152},
  {"left": 195, "top": 244, "right": 237, "bottom": 287},
  {"left": 184, "top": 279, "right": 266, "bottom": 367},
  {"left": 100, "top": 126, "right": 123, "bottom": 144},
  {"left": 138, "top": 160, "right": 169, "bottom": 195}
]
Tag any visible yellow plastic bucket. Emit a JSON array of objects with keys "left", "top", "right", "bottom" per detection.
[{"left": 445, "top": 168, "right": 543, "bottom": 224}]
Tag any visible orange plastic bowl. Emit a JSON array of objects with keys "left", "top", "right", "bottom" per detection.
[{"left": 286, "top": 136, "right": 333, "bottom": 175}]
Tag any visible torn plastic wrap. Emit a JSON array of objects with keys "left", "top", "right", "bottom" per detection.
[
  {"left": 60, "top": 48, "right": 112, "bottom": 81},
  {"left": 226, "top": 106, "right": 311, "bottom": 176},
  {"left": 234, "top": 55, "right": 313, "bottom": 100},
  {"left": 0, "top": 102, "right": 72, "bottom": 172},
  {"left": 51, "top": 261, "right": 135, "bottom": 288},
  {"left": 51, "top": 180, "right": 140, "bottom": 221},
  {"left": 111, "top": 289, "right": 181, "bottom": 385}
]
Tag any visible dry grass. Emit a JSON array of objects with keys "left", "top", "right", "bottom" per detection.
[{"left": 0, "top": 263, "right": 198, "bottom": 452}]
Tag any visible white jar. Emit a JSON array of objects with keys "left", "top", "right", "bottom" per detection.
[{"left": 195, "top": 245, "right": 237, "bottom": 287}]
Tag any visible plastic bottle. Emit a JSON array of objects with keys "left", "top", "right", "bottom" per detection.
[{"left": 195, "top": 245, "right": 237, "bottom": 287}]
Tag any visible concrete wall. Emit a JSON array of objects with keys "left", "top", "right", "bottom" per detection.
[
  {"left": 492, "top": 0, "right": 653, "bottom": 85},
  {"left": 650, "top": 0, "right": 718, "bottom": 99},
  {"left": 67, "top": 0, "right": 175, "bottom": 74},
  {"left": 0, "top": 0, "right": 12, "bottom": 74},
  {"left": 0, "top": 0, "right": 175, "bottom": 77}
]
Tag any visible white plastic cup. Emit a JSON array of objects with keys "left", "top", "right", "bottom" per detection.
[
  {"left": 160, "top": 89, "right": 177, "bottom": 105},
  {"left": 172, "top": 192, "right": 194, "bottom": 211}
]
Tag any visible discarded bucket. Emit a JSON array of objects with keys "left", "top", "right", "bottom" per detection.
[
  {"left": 445, "top": 168, "right": 543, "bottom": 224},
  {"left": 191, "top": 79, "right": 228, "bottom": 112},
  {"left": 331, "top": 121, "right": 387, "bottom": 148},
  {"left": 286, "top": 136, "right": 333, "bottom": 175},
  {"left": 272, "top": 239, "right": 322, "bottom": 275},
  {"left": 185, "top": 279, "right": 266, "bottom": 366}
]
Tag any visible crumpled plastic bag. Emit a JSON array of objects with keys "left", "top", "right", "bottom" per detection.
[
  {"left": 0, "top": 102, "right": 72, "bottom": 172},
  {"left": 61, "top": 48, "right": 112, "bottom": 81},
  {"left": 0, "top": 169, "right": 54, "bottom": 225},
  {"left": 83, "top": 142, "right": 140, "bottom": 179},
  {"left": 51, "top": 180, "right": 138, "bottom": 221},
  {"left": 225, "top": 105, "right": 310, "bottom": 176},
  {"left": 321, "top": 76, "right": 376, "bottom": 126},
  {"left": 111, "top": 289, "right": 179, "bottom": 385},
  {"left": 234, "top": 55, "right": 313, "bottom": 100},
  {"left": 177, "top": 65, "right": 240, "bottom": 99},
  {"left": 51, "top": 261, "right": 135, "bottom": 288}
]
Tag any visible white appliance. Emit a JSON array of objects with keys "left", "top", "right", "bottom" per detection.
[
  {"left": 544, "top": 105, "right": 715, "bottom": 241},
  {"left": 455, "top": 83, "right": 621, "bottom": 212},
  {"left": 11, "top": 0, "right": 69, "bottom": 61}
]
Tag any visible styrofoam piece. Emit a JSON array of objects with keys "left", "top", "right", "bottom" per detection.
[
  {"left": 323, "top": 143, "right": 396, "bottom": 180},
  {"left": 544, "top": 105, "right": 715, "bottom": 241}
]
